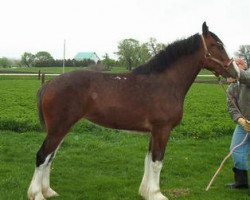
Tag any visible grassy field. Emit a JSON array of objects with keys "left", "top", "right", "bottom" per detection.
[
  {"left": 0, "top": 66, "right": 128, "bottom": 74},
  {"left": 0, "top": 75, "right": 247, "bottom": 200},
  {"left": 1, "top": 131, "right": 249, "bottom": 200},
  {"left": 0, "top": 66, "right": 213, "bottom": 75},
  {"left": 0, "top": 66, "right": 81, "bottom": 74}
]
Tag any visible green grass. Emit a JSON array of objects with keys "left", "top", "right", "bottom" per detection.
[
  {"left": 0, "top": 67, "right": 81, "bottom": 74},
  {"left": 0, "top": 131, "right": 248, "bottom": 200},
  {"left": 0, "top": 66, "right": 128, "bottom": 74},
  {"left": 0, "top": 76, "right": 40, "bottom": 131},
  {"left": 199, "top": 69, "right": 214, "bottom": 75},
  {"left": 107, "top": 66, "right": 129, "bottom": 74}
]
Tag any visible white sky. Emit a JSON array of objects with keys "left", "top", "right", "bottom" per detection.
[{"left": 1, "top": 0, "right": 250, "bottom": 60}]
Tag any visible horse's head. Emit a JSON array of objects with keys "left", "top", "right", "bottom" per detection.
[{"left": 201, "top": 22, "right": 237, "bottom": 78}]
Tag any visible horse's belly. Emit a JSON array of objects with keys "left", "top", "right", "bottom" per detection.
[{"left": 85, "top": 109, "right": 150, "bottom": 132}]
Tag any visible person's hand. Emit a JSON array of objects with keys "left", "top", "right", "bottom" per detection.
[
  {"left": 237, "top": 117, "right": 250, "bottom": 132},
  {"left": 227, "top": 61, "right": 240, "bottom": 79},
  {"left": 235, "top": 58, "right": 247, "bottom": 70},
  {"left": 227, "top": 77, "right": 237, "bottom": 83},
  {"left": 246, "top": 120, "right": 250, "bottom": 132}
]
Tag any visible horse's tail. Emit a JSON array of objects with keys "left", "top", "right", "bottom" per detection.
[{"left": 37, "top": 82, "right": 49, "bottom": 130}]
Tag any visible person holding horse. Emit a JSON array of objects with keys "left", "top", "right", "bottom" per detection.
[{"left": 226, "top": 58, "right": 250, "bottom": 189}]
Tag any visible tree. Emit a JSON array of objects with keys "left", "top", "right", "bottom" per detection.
[
  {"left": 235, "top": 45, "right": 250, "bottom": 68},
  {"left": 34, "top": 51, "right": 54, "bottom": 67},
  {"left": 116, "top": 39, "right": 150, "bottom": 70},
  {"left": 116, "top": 39, "right": 139, "bottom": 70},
  {"left": 145, "top": 37, "right": 166, "bottom": 56},
  {"left": 0, "top": 57, "right": 11, "bottom": 68},
  {"left": 35, "top": 51, "right": 54, "bottom": 63},
  {"left": 21, "top": 52, "right": 35, "bottom": 67},
  {"left": 102, "top": 53, "right": 117, "bottom": 70},
  {"left": 137, "top": 43, "right": 151, "bottom": 64}
]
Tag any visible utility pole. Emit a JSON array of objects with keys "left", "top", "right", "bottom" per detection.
[{"left": 63, "top": 39, "right": 66, "bottom": 73}]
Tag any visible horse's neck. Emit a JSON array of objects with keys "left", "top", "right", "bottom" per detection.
[{"left": 161, "top": 52, "right": 202, "bottom": 99}]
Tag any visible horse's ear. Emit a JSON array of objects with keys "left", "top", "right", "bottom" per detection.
[{"left": 202, "top": 22, "right": 209, "bottom": 36}]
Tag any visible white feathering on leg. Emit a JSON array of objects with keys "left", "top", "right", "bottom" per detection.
[
  {"left": 139, "top": 153, "right": 168, "bottom": 200},
  {"left": 28, "top": 167, "right": 45, "bottom": 200},
  {"left": 28, "top": 154, "right": 53, "bottom": 200},
  {"left": 139, "top": 153, "right": 150, "bottom": 195},
  {"left": 42, "top": 162, "right": 59, "bottom": 198},
  {"left": 41, "top": 147, "right": 61, "bottom": 198}
]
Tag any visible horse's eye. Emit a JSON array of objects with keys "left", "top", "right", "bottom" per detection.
[{"left": 216, "top": 42, "right": 224, "bottom": 50}]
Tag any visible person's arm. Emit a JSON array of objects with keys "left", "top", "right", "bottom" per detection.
[
  {"left": 239, "top": 69, "right": 250, "bottom": 86},
  {"left": 227, "top": 84, "right": 242, "bottom": 122}
]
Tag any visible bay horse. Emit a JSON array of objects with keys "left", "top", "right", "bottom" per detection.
[{"left": 28, "top": 22, "right": 238, "bottom": 200}]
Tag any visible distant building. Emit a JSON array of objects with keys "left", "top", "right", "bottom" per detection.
[{"left": 74, "top": 52, "right": 100, "bottom": 63}]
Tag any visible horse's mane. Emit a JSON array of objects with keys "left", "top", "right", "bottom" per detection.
[{"left": 132, "top": 33, "right": 202, "bottom": 75}]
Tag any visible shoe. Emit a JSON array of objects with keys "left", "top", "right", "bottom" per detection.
[{"left": 226, "top": 167, "right": 249, "bottom": 189}]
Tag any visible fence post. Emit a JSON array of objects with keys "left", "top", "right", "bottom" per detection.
[
  {"left": 41, "top": 73, "right": 45, "bottom": 85},
  {"left": 38, "top": 70, "right": 41, "bottom": 80}
]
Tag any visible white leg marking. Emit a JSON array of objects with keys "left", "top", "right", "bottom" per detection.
[
  {"left": 139, "top": 153, "right": 168, "bottom": 200},
  {"left": 42, "top": 162, "right": 51, "bottom": 192},
  {"left": 28, "top": 167, "right": 46, "bottom": 200},
  {"left": 28, "top": 154, "right": 53, "bottom": 200},
  {"left": 41, "top": 148, "right": 60, "bottom": 198},
  {"left": 42, "top": 162, "right": 59, "bottom": 198},
  {"left": 41, "top": 143, "right": 62, "bottom": 198},
  {"left": 139, "top": 153, "right": 150, "bottom": 195}
]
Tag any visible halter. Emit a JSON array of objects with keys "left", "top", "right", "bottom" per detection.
[{"left": 201, "top": 34, "right": 234, "bottom": 71}]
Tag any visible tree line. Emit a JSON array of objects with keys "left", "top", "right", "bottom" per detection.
[
  {"left": 0, "top": 38, "right": 165, "bottom": 69},
  {"left": 21, "top": 51, "right": 96, "bottom": 68}
]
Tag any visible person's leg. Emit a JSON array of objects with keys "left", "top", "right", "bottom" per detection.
[
  {"left": 230, "top": 125, "right": 249, "bottom": 170},
  {"left": 227, "top": 125, "right": 249, "bottom": 189}
]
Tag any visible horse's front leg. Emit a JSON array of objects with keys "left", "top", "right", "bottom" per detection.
[{"left": 139, "top": 125, "right": 171, "bottom": 200}]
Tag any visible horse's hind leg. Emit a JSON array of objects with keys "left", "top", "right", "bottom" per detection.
[
  {"left": 139, "top": 125, "right": 171, "bottom": 200},
  {"left": 28, "top": 131, "right": 67, "bottom": 200},
  {"left": 39, "top": 138, "right": 60, "bottom": 199}
]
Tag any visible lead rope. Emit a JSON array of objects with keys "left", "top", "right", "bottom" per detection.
[{"left": 205, "top": 78, "right": 249, "bottom": 191}]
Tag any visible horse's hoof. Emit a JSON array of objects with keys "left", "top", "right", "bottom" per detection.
[
  {"left": 43, "top": 188, "right": 59, "bottom": 198},
  {"left": 150, "top": 192, "right": 168, "bottom": 200},
  {"left": 28, "top": 192, "right": 46, "bottom": 200},
  {"left": 141, "top": 191, "right": 168, "bottom": 200}
]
